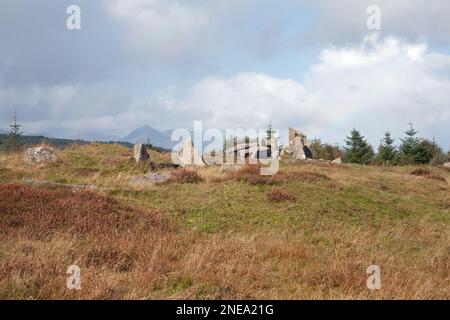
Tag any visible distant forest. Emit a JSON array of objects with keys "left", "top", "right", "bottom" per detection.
[
  {"left": 0, "top": 134, "right": 134, "bottom": 151},
  {"left": 0, "top": 134, "right": 170, "bottom": 153}
]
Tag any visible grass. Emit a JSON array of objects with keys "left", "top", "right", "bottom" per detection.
[{"left": 0, "top": 143, "right": 449, "bottom": 299}]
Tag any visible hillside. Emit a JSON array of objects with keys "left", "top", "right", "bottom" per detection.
[{"left": 0, "top": 143, "right": 448, "bottom": 299}]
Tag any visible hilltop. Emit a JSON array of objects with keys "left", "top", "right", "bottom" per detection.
[{"left": 0, "top": 143, "right": 448, "bottom": 299}]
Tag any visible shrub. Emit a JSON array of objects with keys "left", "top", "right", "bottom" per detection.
[
  {"left": 410, "top": 169, "right": 447, "bottom": 183},
  {"left": 411, "top": 168, "right": 431, "bottom": 176},
  {"left": 309, "top": 139, "right": 341, "bottom": 160},
  {"left": 267, "top": 187, "right": 296, "bottom": 203},
  {"left": 170, "top": 168, "right": 203, "bottom": 184},
  {"left": 430, "top": 152, "right": 449, "bottom": 166}
]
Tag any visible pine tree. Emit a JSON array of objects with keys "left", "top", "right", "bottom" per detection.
[
  {"left": 399, "top": 123, "right": 419, "bottom": 163},
  {"left": 378, "top": 131, "right": 396, "bottom": 164},
  {"left": 343, "top": 129, "right": 374, "bottom": 164},
  {"left": 266, "top": 122, "right": 276, "bottom": 157},
  {"left": 266, "top": 121, "right": 276, "bottom": 142},
  {"left": 8, "top": 110, "right": 23, "bottom": 152}
]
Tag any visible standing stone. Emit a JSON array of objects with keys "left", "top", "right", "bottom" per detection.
[
  {"left": 289, "top": 127, "right": 307, "bottom": 160},
  {"left": 172, "top": 139, "right": 205, "bottom": 167},
  {"left": 133, "top": 144, "right": 150, "bottom": 163}
]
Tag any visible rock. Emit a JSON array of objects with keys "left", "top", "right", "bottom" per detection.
[
  {"left": 133, "top": 144, "right": 150, "bottom": 163},
  {"left": 443, "top": 162, "right": 450, "bottom": 168},
  {"left": 172, "top": 139, "right": 205, "bottom": 167},
  {"left": 288, "top": 127, "right": 309, "bottom": 160},
  {"left": 129, "top": 172, "right": 172, "bottom": 186},
  {"left": 24, "top": 146, "right": 57, "bottom": 165},
  {"left": 331, "top": 157, "right": 342, "bottom": 164}
]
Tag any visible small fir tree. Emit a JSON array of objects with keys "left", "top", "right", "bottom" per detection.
[{"left": 343, "top": 128, "right": 374, "bottom": 164}]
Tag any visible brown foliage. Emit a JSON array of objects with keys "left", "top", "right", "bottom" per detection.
[
  {"left": 410, "top": 168, "right": 447, "bottom": 183},
  {"left": 411, "top": 168, "right": 432, "bottom": 176},
  {"left": 0, "top": 184, "right": 168, "bottom": 239},
  {"left": 266, "top": 187, "right": 296, "bottom": 203},
  {"left": 170, "top": 168, "right": 203, "bottom": 184}
]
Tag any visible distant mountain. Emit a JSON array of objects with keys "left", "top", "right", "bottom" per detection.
[{"left": 122, "top": 126, "right": 176, "bottom": 150}]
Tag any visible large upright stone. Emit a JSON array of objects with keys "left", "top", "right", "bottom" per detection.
[
  {"left": 289, "top": 127, "right": 307, "bottom": 160},
  {"left": 133, "top": 144, "right": 150, "bottom": 163},
  {"left": 172, "top": 139, "right": 205, "bottom": 167}
]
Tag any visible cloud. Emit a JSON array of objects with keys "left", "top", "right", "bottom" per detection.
[
  {"left": 105, "top": 0, "right": 211, "bottom": 64},
  {"left": 154, "top": 34, "right": 450, "bottom": 148},
  {"left": 303, "top": 0, "right": 450, "bottom": 45},
  {"left": 103, "top": 0, "right": 303, "bottom": 67},
  {"left": 2, "top": 34, "right": 449, "bottom": 148},
  {"left": 0, "top": 0, "right": 123, "bottom": 86}
]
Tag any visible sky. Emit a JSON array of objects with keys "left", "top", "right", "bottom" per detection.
[{"left": 0, "top": 0, "right": 449, "bottom": 149}]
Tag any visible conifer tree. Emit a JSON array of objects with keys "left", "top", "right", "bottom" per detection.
[
  {"left": 399, "top": 123, "right": 419, "bottom": 162},
  {"left": 8, "top": 110, "right": 23, "bottom": 152},
  {"left": 378, "top": 131, "right": 397, "bottom": 164},
  {"left": 343, "top": 129, "right": 374, "bottom": 164}
]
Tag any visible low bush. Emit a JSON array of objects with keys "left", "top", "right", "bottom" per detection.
[
  {"left": 266, "top": 187, "right": 296, "bottom": 203},
  {"left": 0, "top": 184, "right": 168, "bottom": 239},
  {"left": 411, "top": 168, "right": 431, "bottom": 176},
  {"left": 170, "top": 168, "right": 203, "bottom": 184}
]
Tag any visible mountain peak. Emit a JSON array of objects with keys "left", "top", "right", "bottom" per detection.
[{"left": 122, "top": 126, "right": 176, "bottom": 149}]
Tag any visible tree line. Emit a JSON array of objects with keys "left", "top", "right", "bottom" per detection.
[{"left": 342, "top": 123, "right": 449, "bottom": 165}]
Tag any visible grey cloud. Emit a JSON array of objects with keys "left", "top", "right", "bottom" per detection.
[
  {"left": 0, "top": 0, "right": 122, "bottom": 86},
  {"left": 301, "top": 0, "right": 450, "bottom": 47}
]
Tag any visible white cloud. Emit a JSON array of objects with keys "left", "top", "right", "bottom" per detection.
[{"left": 157, "top": 34, "right": 450, "bottom": 148}]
